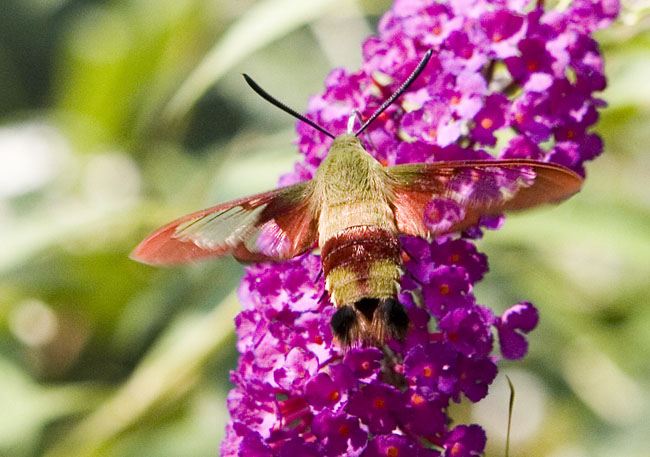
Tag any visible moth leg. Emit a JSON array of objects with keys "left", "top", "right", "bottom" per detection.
[{"left": 317, "top": 288, "right": 329, "bottom": 305}]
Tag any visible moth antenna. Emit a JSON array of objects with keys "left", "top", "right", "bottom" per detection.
[
  {"left": 355, "top": 48, "right": 433, "bottom": 137},
  {"left": 402, "top": 266, "right": 422, "bottom": 285},
  {"left": 401, "top": 245, "right": 419, "bottom": 265},
  {"left": 317, "top": 288, "right": 329, "bottom": 304},
  {"left": 242, "top": 74, "right": 336, "bottom": 139},
  {"left": 399, "top": 246, "right": 422, "bottom": 283},
  {"left": 353, "top": 110, "right": 379, "bottom": 154}
]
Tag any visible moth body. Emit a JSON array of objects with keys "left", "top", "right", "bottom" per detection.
[{"left": 313, "top": 134, "right": 408, "bottom": 345}]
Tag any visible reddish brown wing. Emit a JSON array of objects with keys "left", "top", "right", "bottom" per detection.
[
  {"left": 131, "top": 181, "right": 318, "bottom": 265},
  {"left": 387, "top": 159, "right": 583, "bottom": 238}
]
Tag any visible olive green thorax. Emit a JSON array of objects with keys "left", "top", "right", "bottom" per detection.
[
  {"left": 313, "top": 134, "right": 397, "bottom": 245},
  {"left": 311, "top": 133, "right": 402, "bottom": 308}
]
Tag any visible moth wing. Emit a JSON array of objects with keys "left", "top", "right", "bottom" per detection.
[
  {"left": 387, "top": 159, "right": 583, "bottom": 238},
  {"left": 131, "top": 181, "right": 318, "bottom": 265}
]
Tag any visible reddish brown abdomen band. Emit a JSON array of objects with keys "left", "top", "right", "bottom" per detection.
[{"left": 321, "top": 226, "right": 401, "bottom": 279}]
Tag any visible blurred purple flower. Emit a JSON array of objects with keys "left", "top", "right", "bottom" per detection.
[
  {"left": 496, "top": 301, "right": 539, "bottom": 360},
  {"left": 222, "top": 0, "right": 618, "bottom": 455}
]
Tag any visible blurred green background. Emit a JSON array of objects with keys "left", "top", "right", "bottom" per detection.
[{"left": 0, "top": 0, "right": 648, "bottom": 456}]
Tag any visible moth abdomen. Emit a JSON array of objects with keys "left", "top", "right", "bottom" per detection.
[
  {"left": 321, "top": 225, "right": 409, "bottom": 346},
  {"left": 321, "top": 226, "right": 401, "bottom": 305}
]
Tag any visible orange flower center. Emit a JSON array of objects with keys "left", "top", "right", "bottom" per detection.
[
  {"left": 527, "top": 60, "right": 539, "bottom": 71},
  {"left": 411, "top": 393, "right": 425, "bottom": 405},
  {"left": 480, "top": 117, "right": 494, "bottom": 129},
  {"left": 387, "top": 446, "right": 400, "bottom": 457}
]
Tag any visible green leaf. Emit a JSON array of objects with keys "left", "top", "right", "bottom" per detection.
[
  {"left": 44, "top": 292, "right": 240, "bottom": 457},
  {"left": 163, "top": 0, "right": 347, "bottom": 122}
]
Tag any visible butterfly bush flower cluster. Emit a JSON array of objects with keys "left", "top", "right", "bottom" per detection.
[{"left": 222, "top": 0, "right": 618, "bottom": 455}]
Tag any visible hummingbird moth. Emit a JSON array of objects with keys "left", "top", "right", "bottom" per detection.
[{"left": 131, "top": 51, "right": 583, "bottom": 347}]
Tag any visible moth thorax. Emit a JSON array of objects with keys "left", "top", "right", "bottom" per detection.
[{"left": 321, "top": 226, "right": 402, "bottom": 306}]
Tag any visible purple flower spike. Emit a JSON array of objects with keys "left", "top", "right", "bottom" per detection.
[{"left": 222, "top": 0, "right": 618, "bottom": 454}]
